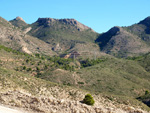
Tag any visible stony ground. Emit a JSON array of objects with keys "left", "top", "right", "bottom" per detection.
[{"left": 0, "top": 90, "right": 148, "bottom": 113}]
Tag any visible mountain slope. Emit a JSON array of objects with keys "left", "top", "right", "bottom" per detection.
[
  {"left": 96, "top": 26, "right": 150, "bottom": 57},
  {"left": 28, "top": 18, "right": 99, "bottom": 52},
  {"left": 10, "top": 16, "right": 28, "bottom": 30},
  {"left": 96, "top": 17, "right": 150, "bottom": 57},
  {"left": 0, "top": 45, "right": 148, "bottom": 112},
  {"left": 0, "top": 17, "right": 55, "bottom": 55},
  {"left": 39, "top": 56, "right": 150, "bottom": 98},
  {"left": 124, "top": 17, "right": 150, "bottom": 45},
  {"left": 10, "top": 17, "right": 103, "bottom": 57},
  {"left": 8, "top": 16, "right": 150, "bottom": 58}
]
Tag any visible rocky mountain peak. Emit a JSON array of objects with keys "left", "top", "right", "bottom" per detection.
[
  {"left": 36, "top": 17, "right": 94, "bottom": 31},
  {"left": 107, "top": 26, "right": 121, "bottom": 35},
  {"left": 59, "top": 18, "right": 92, "bottom": 31},
  {"left": 138, "top": 16, "right": 150, "bottom": 27},
  {"left": 15, "top": 16, "right": 25, "bottom": 22},
  {"left": 37, "top": 18, "right": 55, "bottom": 23}
]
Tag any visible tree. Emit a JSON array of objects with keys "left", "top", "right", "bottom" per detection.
[{"left": 83, "top": 94, "right": 95, "bottom": 105}]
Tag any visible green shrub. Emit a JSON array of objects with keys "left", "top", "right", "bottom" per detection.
[
  {"left": 83, "top": 94, "right": 95, "bottom": 105},
  {"left": 36, "top": 67, "right": 40, "bottom": 71},
  {"left": 23, "top": 66, "right": 26, "bottom": 70},
  {"left": 27, "top": 68, "right": 32, "bottom": 71},
  {"left": 26, "top": 59, "right": 29, "bottom": 63},
  {"left": 145, "top": 90, "right": 149, "bottom": 95}
]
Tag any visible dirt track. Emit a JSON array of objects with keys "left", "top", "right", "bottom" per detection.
[{"left": 0, "top": 105, "right": 24, "bottom": 113}]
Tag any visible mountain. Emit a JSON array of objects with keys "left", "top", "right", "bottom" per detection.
[
  {"left": 10, "top": 16, "right": 28, "bottom": 30},
  {"left": 10, "top": 17, "right": 104, "bottom": 58},
  {"left": 29, "top": 18, "right": 97, "bottom": 43},
  {"left": 9, "top": 16, "right": 150, "bottom": 58},
  {"left": 125, "top": 16, "right": 150, "bottom": 45},
  {"left": 96, "top": 17, "right": 150, "bottom": 57},
  {"left": 0, "top": 17, "right": 55, "bottom": 55},
  {"left": 28, "top": 18, "right": 100, "bottom": 55}
]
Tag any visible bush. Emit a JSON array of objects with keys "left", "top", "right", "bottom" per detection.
[
  {"left": 23, "top": 66, "right": 26, "bottom": 70},
  {"left": 83, "top": 94, "right": 95, "bottom": 105},
  {"left": 27, "top": 68, "right": 32, "bottom": 71},
  {"left": 145, "top": 90, "right": 149, "bottom": 95}
]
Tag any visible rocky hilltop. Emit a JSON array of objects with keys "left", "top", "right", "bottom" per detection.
[
  {"left": 10, "top": 17, "right": 28, "bottom": 30},
  {"left": 0, "top": 17, "right": 55, "bottom": 55},
  {"left": 96, "top": 17, "right": 150, "bottom": 57},
  {"left": 37, "top": 18, "right": 93, "bottom": 31},
  {"left": 27, "top": 17, "right": 100, "bottom": 57},
  {"left": 139, "top": 16, "right": 150, "bottom": 27},
  {"left": 14, "top": 16, "right": 26, "bottom": 22}
]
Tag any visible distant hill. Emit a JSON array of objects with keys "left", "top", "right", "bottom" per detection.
[
  {"left": 10, "top": 17, "right": 104, "bottom": 57},
  {"left": 8, "top": 16, "right": 150, "bottom": 58},
  {"left": 28, "top": 18, "right": 99, "bottom": 54},
  {"left": 10, "top": 16, "right": 28, "bottom": 30},
  {"left": 0, "top": 16, "right": 55, "bottom": 55},
  {"left": 96, "top": 17, "right": 150, "bottom": 57}
]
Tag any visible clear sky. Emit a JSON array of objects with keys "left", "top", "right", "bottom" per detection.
[{"left": 0, "top": 0, "right": 150, "bottom": 33}]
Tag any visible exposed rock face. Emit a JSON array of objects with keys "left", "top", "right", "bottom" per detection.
[
  {"left": 23, "top": 27, "right": 32, "bottom": 34},
  {"left": 22, "top": 46, "right": 32, "bottom": 54},
  {"left": 37, "top": 18, "right": 94, "bottom": 31},
  {"left": 59, "top": 18, "right": 92, "bottom": 31},
  {"left": 52, "top": 43, "right": 62, "bottom": 51},
  {"left": 37, "top": 18, "right": 55, "bottom": 27},
  {"left": 14, "top": 16, "right": 25, "bottom": 22}
]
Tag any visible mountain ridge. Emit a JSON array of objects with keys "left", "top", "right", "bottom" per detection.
[
  {"left": 8, "top": 16, "right": 150, "bottom": 58},
  {"left": 96, "top": 17, "right": 150, "bottom": 57}
]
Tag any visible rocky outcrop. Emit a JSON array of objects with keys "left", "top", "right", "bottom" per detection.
[
  {"left": 36, "top": 18, "right": 94, "bottom": 31},
  {"left": 59, "top": 18, "right": 92, "bottom": 31},
  {"left": 14, "top": 16, "right": 25, "bottom": 23},
  {"left": 37, "top": 18, "right": 56, "bottom": 27},
  {"left": 52, "top": 43, "right": 62, "bottom": 51},
  {"left": 23, "top": 27, "right": 32, "bottom": 34}
]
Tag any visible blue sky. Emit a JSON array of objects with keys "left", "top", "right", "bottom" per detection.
[{"left": 0, "top": 0, "right": 150, "bottom": 33}]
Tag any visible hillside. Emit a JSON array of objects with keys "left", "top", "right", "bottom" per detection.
[
  {"left": 10, "top": 16, "right": 28, "bottom": 30},
  {"left": 124, "top": 17, "right": 150, "bottom": 45},
  {"left": 28, "top": 18, "right": 101, "bottom": 56},
  {"left": 0, "top": 16, "right": 55, "bottom": 56},
  {"left": 39, "top": 56, "right": 150, "bottom": 97},
  {"left": 29, "top": 18, "right": 98, "bottom": 43},
  {"left": 10, "top": 17, "right": 105, "bottom": 58},
  {"left": 0, "top": 45, "right": 148, "bottom": 112},
  {"left": 9, "top": 16, "right": 150, "bottom": 58},
  {"left": 1, "top": 15, "right": 150, "bottom": 112},
  {"left": 96, "top": 17, "right": 150, "bottom": 57}
]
